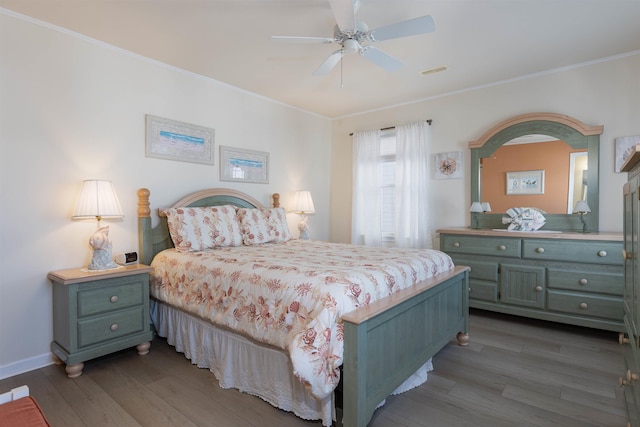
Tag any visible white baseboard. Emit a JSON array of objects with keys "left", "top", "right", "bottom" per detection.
[{"left": 0, "top": 353, "right": 54, "bottom": 381}]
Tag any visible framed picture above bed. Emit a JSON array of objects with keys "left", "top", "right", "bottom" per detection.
[
  {"left": 145, "top": 115, "right": 215, "bottom": 165},
  {"left": 220, "top": 145, "right": 269, "bottom": 184}
]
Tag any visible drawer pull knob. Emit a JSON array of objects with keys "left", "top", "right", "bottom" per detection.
[
  {"left": 110, "top": 323, "right": 119, "bottom": 332},
  {"left": 110, "top": 295, "right": 118, "bottom": 303},
  {"left": 620, "top": 377, "right": 629, "bottom": 387},
  {"left": 597, "top": 250, "right": 607, "bottom": 257},
  {"left": 535, "top": 247, "right": 544, "bottom": 254},
  {"left": 498, "top": 245, "right": 506, "bottom": 251},
  {"left": 619, "top": 333, "right": 630, "bottom": 345},
  {"left": 627, "top": 369, "right": 640, "bottom": 382},
  {"left": 535, "top": 285, "right": 543, "bottom": 292},
  {"left": 453, "top": 242, "right": 460, "bottom": 248},
  {"left": 578, "top": 278, "right": 588, "bottom": 286},
  {"left": 623, "top": 249, "right": 633, "bottom": 260},
  {"left": 579, "top": 302, "right": 588, "bottom": 310}
]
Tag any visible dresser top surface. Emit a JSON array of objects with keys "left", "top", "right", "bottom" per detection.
[{"left": 437, "top": 227, "right": 622, "bottom": 241}]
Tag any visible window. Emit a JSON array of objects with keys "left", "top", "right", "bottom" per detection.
[
  {"left": 352, "top": 121, "right": 430, "bottom": 248},
  {"left": 380, "top": 129, "right": 396, "bottom": 242}
]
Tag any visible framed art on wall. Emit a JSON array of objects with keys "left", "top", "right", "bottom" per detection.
[
  {"left": 220, "top": 146, "right": 269, "bottom": 184},
  {"left": 434, "top": 151, "right": 463, "bottom": 179},
  {"left": 506, "top": 170, "right": 545, "bottom": 195},
  {"left": 615, "top": 135, "right": 640, "bottom": 172},
  {"left": 145, "top": 115, "right": 215, "bottom": 165}
]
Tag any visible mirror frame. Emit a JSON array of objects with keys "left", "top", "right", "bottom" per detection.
[{"left": 469, "top": 112, "right": 603, "bottom": 232}]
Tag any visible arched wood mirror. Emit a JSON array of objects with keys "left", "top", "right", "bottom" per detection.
[{"left": 469, "top": 113, "right": 603, "bottom": 232}]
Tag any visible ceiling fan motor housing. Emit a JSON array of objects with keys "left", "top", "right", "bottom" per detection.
[{"left": 334, "top": 21, "right": 369, "bottom": 43}]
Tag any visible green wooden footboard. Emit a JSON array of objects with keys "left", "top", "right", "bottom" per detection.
[{"left": 341, "top": 265, "right": 470, "bottom": 427}]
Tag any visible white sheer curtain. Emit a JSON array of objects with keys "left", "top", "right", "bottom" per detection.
[
  {"left": 395, "top": 122, "right": 432, "bottom": 248},
  {"left": 351, "top": 129, "right": 381, "bottom": 246}
]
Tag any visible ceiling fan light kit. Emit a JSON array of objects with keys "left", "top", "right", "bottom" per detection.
[{"left": 271, "top": 0, "right": 435, "bottom": 76}]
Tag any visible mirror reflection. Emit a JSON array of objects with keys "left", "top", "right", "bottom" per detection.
[{"left": 479, "top": 135, "right": 588, "bottom": 214}]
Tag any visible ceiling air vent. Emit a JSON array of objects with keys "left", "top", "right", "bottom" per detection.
[{"left": 420, "top": 65, "right": 447, "bottom": 76}]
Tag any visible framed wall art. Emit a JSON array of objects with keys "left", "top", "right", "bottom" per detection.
[
  {"left": 220, "top": 146, "right": 269, "bottom": 184},
  {"left": 615, "top": 135, "right": 640, "bottom": 172},
  {"left": 506, "top": 170, "right": 545, "bottom": 195},
  {"left": 434, "top": 151, "right": 463, "bottom": 179},
  {"left": 145, "top": 115, "right": 215, "bottom": 165}
]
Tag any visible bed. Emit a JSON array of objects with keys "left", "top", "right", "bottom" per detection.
[{"left": 137, "top": 187, "right": 469, "bottom": 427}]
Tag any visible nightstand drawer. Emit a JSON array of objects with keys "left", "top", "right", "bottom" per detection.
[
  {"left": 547, "top": 290, "right": 623, "bottom": 320},
  {"left": 77, "top": 279, "right": 144, "bottom": 317},
  {"left": 78, "top": 307, "right": 145, "bottom": 348},
  {"left": 523, "top": 239, "right": 623, "bottom": 265},
  {"left": 441, "top": 235, "right": 520, "bottom": 258},
  {"left": 548, "top": 268, "right": 623, "bottom": 296}
]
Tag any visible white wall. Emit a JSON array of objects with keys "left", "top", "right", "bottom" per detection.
[
  {"left": 0, "top": 13, "right": 331, "bottom": 377},
  {"left": 330, "top": 54, "right": 640, "bottom": 243}
]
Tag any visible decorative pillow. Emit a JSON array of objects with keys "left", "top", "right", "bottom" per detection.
[
  {"left": 269, "top": 207, "right": 292, "bottom": 242},
  {"left": 237, "top": 207, "right": 291, "bottom": 245},
  {"left": 164, "top": 205, "right": 242, "bottom": 251}
]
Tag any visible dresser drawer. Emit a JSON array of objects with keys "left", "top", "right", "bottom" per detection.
[
  {"left": 547, "top": 290, "right": 623, "bottom": 320},
  {"left": 441, "top": 235, "right": 520, "bottom": 258},
  {"left": 523, "top": 239, "right": 622, "bottom": 265},
  {"left": 450, "top": 256, "right": 498, "bottom": 282},
  {"left": 548, "top": 268, "right": 623, "bottom": 296},
  {"left": 77, "top": 278, "right": 144, "bottom": 318},
  {"left": 77, "top": 307, "right": 145, "bottom": 348}
]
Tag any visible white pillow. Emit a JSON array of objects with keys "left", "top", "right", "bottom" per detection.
[
  {"left": 165, "top": 205, "right": 242, "bottom": 251},
  {"left": 237, "top": 207, "right": 291, "bottom": 245}
]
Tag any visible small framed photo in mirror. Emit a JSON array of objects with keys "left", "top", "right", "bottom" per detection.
[{"left": 506, "top": 170, "right": 545, "bottom": 195}]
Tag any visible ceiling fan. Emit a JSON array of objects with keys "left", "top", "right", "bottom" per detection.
[{"left": 271, "top": 0, "right": 435, "bottom": 76}]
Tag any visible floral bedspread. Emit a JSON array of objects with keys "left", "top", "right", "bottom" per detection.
[{"left": 150, "top": 239, "right": 454, "bottom": 399}]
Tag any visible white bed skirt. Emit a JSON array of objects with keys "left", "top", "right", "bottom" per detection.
[{"left": 150, "top": 299, "right": 432, "bottom": 426}]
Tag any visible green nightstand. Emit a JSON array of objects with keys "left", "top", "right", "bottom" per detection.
[{"left": 48, "top": 264, "right": 154, "bottom": 378}]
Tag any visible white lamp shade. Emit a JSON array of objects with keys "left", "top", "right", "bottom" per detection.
[
  {"left": 292, "top": 190, "right": 315, "bottom": 214},
  {"left": 573, "top": 200, "right": 591, "bottom": 214},
  {"left": 72, "top": 180, "right": 124, "bottom": 219},
  {"left": 482, "top": 202, "right": 492, "bottom": 212},
  {"left": 469, "top": 202, "right": 483, "bottom": 213}
]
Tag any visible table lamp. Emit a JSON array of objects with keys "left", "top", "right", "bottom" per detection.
[
  {"left": 573, "top": 200, "right": 591, "bottom": 233},
  {"left": 470, "top": 202, "right": 483, "bottom": 229},
  {"left": 72, "top": 180, "right": 124, "bottom": 270},
  {"left": 292, "top": 191, "right": 315, "bottom": 240}
]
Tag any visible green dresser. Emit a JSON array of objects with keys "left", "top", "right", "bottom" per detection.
[
  {"left": 438, "top": 228, "right": 624, "bottom": 331},
  {"left": 48, "top": 264, "right": 154, "bottom": 378},
  {"left": 621, "top": 149, "right": 640, "bottom": 426}
]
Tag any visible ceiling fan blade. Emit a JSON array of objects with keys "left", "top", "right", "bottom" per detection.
[
  {"left": 368, "top": 15, "right": 435, "bottom": 42},
  {"left": 313, "top": 49, "right": 343, "bottom": 76},
  {"left": 328, "top": 0, "right": 356, "bottom": 31},
  {"left": 270, "top": 36, "right": 335, "bottom": 44},
  {"left": 360, "top": 46, "right": 403, "bottom": 72}
]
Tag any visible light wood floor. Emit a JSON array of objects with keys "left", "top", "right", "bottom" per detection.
[{"left": 0, "top": 309, "right": 628, "bottom": 426}]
